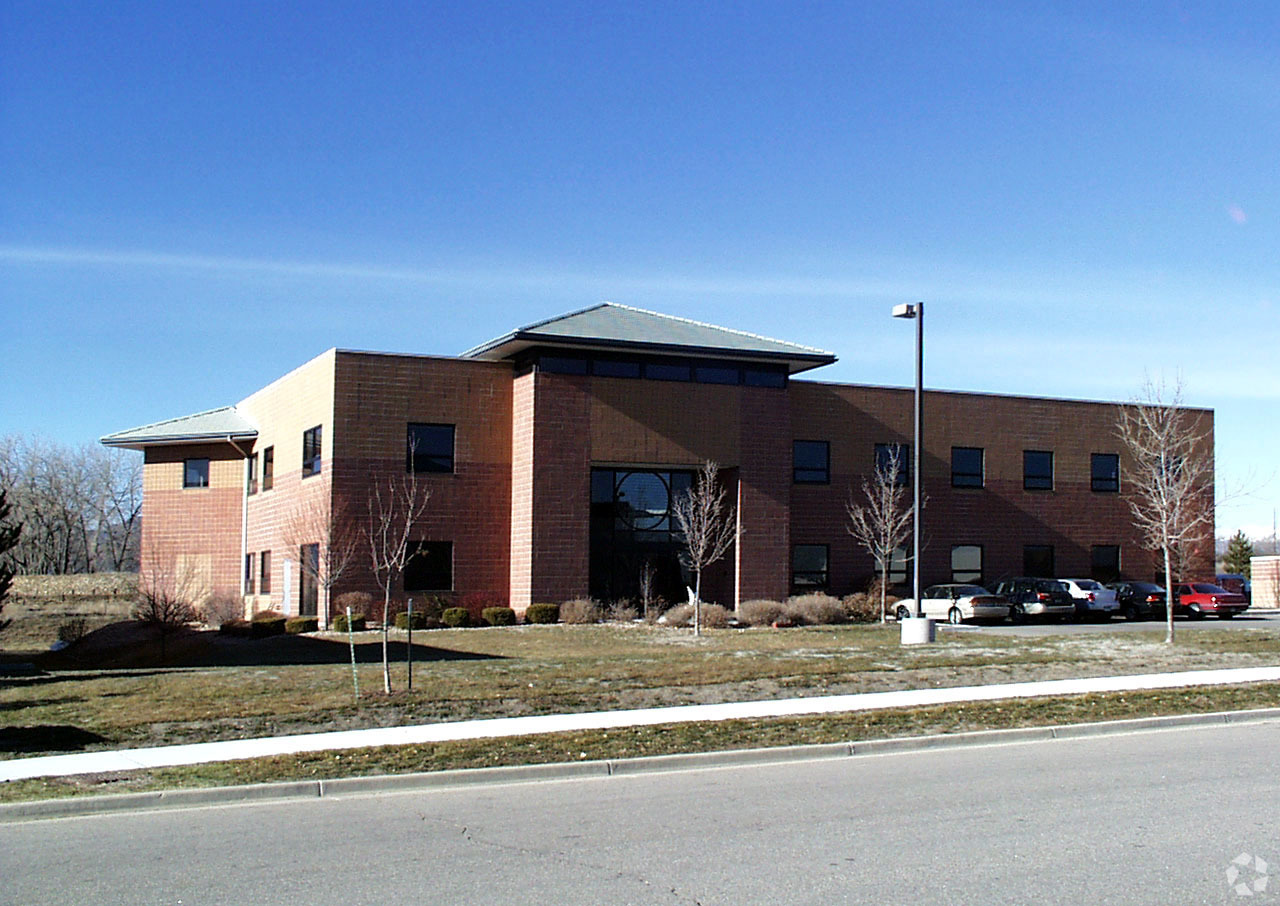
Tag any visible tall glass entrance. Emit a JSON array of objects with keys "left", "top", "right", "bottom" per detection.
[{"left": 589, "top": 467, "right": 694, "bottom": 605}]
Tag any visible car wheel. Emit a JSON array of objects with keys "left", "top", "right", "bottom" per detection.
[
  {"left": 1010, "top": 603, "right": 1027, "bottom": 624},
  {"left": 1124, "top": 604, "right": 1141, "bottom": 621},
  {"left": 896, "top": 605, "right": 911, "bottom": 622},
  {"left": 948, "top": 607, "right": 963, "bottom": 625},
  {"left": 1190, "top": 606, "right": 1206, "bottom": 620},
  {"left": 1219, "top": 612, "right": 1235, "bottom": 620}
]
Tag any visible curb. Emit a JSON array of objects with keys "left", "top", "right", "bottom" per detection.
[{"left": 6, "top": 706, "right": 1280, "bottom": 823}]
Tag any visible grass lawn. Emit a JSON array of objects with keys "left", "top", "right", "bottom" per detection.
[{"left": 4, "top": 620, "right": 1280, "bottom": 803}]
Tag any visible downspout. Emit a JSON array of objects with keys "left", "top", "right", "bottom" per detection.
[{"left": 227, "top": 436, "right": 251, "bottom": 601}]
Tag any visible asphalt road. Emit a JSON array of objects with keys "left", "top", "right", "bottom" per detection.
[{"left": 5, "top": 720, "right": 1280, "bottom": 905}]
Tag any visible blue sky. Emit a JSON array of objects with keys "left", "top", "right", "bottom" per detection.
[{"left": 2, "top": 1, "right": 1277, "bottom": 538}]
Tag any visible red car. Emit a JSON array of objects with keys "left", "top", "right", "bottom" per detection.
[{"left": 1174, "top": 583, "right": 1249, "bottom": 619}]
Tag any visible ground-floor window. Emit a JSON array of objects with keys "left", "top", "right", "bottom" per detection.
[
  {"left": 951, "top": 545, "right": 984, "bottom": 584},
  {"left": 792, "top": 544, "right": 829, "bottom": 592},
  {"left": 260, "top": 550, "right": 272, "bottom": 594},
  {"left": 1023, "top": 544, "right": 1054, "bottom": 578},
  {"left": 1091, "top": 545, "right": 1120, "bottom": 583},
  {"left": 245, "top": 553, "right": 255, "bottom": 595},
  {"left": 300, "top": 543, "right": 319, "bottom": 616},
  {"left": 405, "top": 541, "right": 453, "bottom": 592}
]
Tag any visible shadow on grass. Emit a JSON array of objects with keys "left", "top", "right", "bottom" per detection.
[
  {"left": 33, "top": 622, "right": 503, "bottom": 670},
  {"left": 0, "top": 725, "right": 109, "bottom": 754}
]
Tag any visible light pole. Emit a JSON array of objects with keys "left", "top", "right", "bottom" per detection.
[{"left": 892, "top": 302, "right": 929, "bottom": 640}]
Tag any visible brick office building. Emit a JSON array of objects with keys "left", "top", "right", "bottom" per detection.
[{"left": 103, "top": 303, "right": 1213, "bottom": 622}]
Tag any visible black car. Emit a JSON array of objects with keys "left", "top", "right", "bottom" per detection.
[
  {"left": 991, "top": 577, "right": 1076, "bottom": 622},
  {"left": 1109, "top": 581, "right": 1166, "bottom": 621}
]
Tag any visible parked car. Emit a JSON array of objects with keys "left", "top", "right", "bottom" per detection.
[
  {"left": 1108, "top": 581, "right": 1166, "bottom": 621},
  {"left": 991, "top": 577, "right": 1076, "bottom": 623},
  {"left": 893, "top": 584, "right": 1009, "bottom": 624},
  {"left": 1215, "top": 574, "right": 1252, "bottom": 604},
  {"left": 1059, "top": 578, "right": 1121, "bottom": 620},
  {"left": 1173, "top": 582, "right": 1249, "bottom": 619}
]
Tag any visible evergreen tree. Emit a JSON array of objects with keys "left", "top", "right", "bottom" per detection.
[
  {"left": 0, "top": 488, "right": 20, "bottom": 633},
  {"left": 1223, "top": 530, "right": 1255, "bottom": 577}
]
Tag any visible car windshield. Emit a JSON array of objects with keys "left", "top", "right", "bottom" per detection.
[
  {"left": 1134, "top": 583, "right": 1162, "bottom": 592},
  {"left": 1193, "top": 583, "right": 1228, "bottom": 594},
  {"left": 1036, "top": 580, "right": 1067, "bottom": 592},
  {"left": 1074, "top": 580, "right": 1102, "bottom": 590},
  {"left": 953, "top": 585, "right": 989, "bottom": 596}
]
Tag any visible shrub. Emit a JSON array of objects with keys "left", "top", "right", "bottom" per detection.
[
  {"left": 783, "top": 593, "right": 846, "bottom": 626},
  {"left": 482, "top": 606, "right": 517, "bottom": 626},
  {"left": 285, "top": 616, "right": 318, "bottom": 634},
  {"left": 459, "top": 591, "right": 501, "bottom": 621},
  {"left": 57, "top": 618, "right": 88, "bottom": 645},
  {"left": 738, "top": 599, "right": 785, "bottom": 627},
  {"left": 560, "top": 598, "right": 603, "bottom": 624},
  {"left": 441, "top": 607, "right": 470, "bottom": 628},
  {"left": 394, "top": 610, "right": 431, "bottom": 630},
  {"left": 219, "top": 619, "right": 253, "bottom": 637},
  {"left": 607, "top": 600, "right": 639, "bottom": 622},
  {"left": 664, "top": 602, "right": 731, "bottom": 629},
  {"left": 842, "top": 592, "right": 882, "bottom": 624},
  {"left": 250, "top": 611, "right": 286, "bottom": 637},
  {"left": 332, "top": 612, "right": 366, "bottom": 633},
  {"left": 334, "top": 591, "right": 374, "bottom": 620},
  {"left": 525, "top": 602, "right": 560, "bottom": 624},
  {"left": 200, "top": 591, "right": 244, "bottom": 629}
]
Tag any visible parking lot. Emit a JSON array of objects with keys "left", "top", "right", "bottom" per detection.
[{"left": 945, "top": 610, "right": 1280, "bottom": 637}]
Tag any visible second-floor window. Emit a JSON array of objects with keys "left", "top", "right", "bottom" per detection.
[
  {"left": 407, "top": 423, "right": 455, "bottom": 473},
  {"left": 1023, "top": 450, "right": 1054, "bottom": 490},
  {"left": 247, "top": 452, "right": 258, "bottom": 495},
  {"left": 951, "top": 447, "right": 984, "bottom": 488},
  {"left": 262, "top": 446, "right": 274, "bottom": 491},
  {"left": 1092, "top": 453, "right": 1119, "bottom": 492},
  {"left": 793, "top": 440, "right": 830, "bottom": 484},
  {"left": 183, "top": 458, "right": 210, "bottom": 488},
  {"left": 302, "top": 426, "right": 322, "bottom": 478}
]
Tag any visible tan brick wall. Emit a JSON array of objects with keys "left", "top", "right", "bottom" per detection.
[
  {"left": 1252, "top": 557, "right": 1280, "bottom": 609},
  {"left": 510, "top": 372, "right": 535, "bottom": 611}
]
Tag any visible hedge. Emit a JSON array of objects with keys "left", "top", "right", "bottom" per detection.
[
  {"left": 332, "top": 613, "right": 367, "bottom": 632},
  {"left": 525, "top": 602, "right": 560, "bottom": 624},
  {"left": 285, "top": 616, "right": 318, "bottom": 634},
  {"left": 441, "top": 607, "right": 470, "bottom": 628},
  {"left": 394, "top": 610, "right": 431, "bottom": 630},
  {"left": 482, "top": 606, "right": 517, "bottom": 626}
]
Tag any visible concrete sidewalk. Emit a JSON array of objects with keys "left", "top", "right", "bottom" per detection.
[{"left": 5, "top": 665, "right": 1280, "bottom": 783}]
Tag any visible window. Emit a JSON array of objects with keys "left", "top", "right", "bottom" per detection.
[
  {"left": 951, "top": 447, "right": 984, "bottom": 488},
  {"left": 300, "top": 544, "right": 319, "bottom": 616},
  {"left": 874, "top": 443, "right": 910, "bottom": 486},
  {"left": 1091, "top": 453, "right": 1119, "bottom": 493},
  {"left": 245, "top": 553, "right": 255, "bottom": 595},
  {"left": 743, "top": 368, "right": 786, "bottom": 388},
  {"left": 302, "top": 426, "right": 322, "bottom": 478},
  {"left": 405, "top": 541, "right": 453, "bottom": 592},
  {"left": 407, "top": 423, "right": 455, "bottom": 473},
  {"left": 183, "top": 458, "right": 210, "bottom": 488},
  {"left": 1023, "top": 545, "right": 1054, "bottom": 578},
  {"left": 259, "top": 551, "right": 272, "bottom": 594},
  {"left": 247, "top": 453, "right": 258, "bottom": 495},
  {"left": 890, "top": 545, "right": 911, "bottom": 588},
  {"left": 539, "top": 355, "right": 589, "bottom": 375},
  {"left": 793, "top": 440, "right": 830, "bottom": 484},
  {"left": 792, "top": 544, "right": 829, "bottom": 590},
  {"left": 1023, "top": 450, "right": 1054, "bottom": 490},
  {"left": 592, "top": 358, "right": 641, "bottom": 378},
  {"left": 951, "top": 545, "right": 984, "bottom": 584},
  {"left": 262, "top": 446, "right": 274, "bottom": 491},
  {"left": 645, "top": 361, "right": 691, "bottom": 382},
  {"left": 1091, "top": 545, "right": 1121, "bottom": 583},
  {"left": 694, "top": 364, "right": 740, "bottom": 385}
]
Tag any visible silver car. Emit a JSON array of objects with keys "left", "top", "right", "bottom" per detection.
[
  {"left": 895, "top": 584, "right": 1010, "bottom": 624},
  {"left": 1059, "top": 578, "right": 1121, "bottom": 620}
]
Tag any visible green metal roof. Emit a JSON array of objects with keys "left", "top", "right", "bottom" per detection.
[
  {"left": 101, "top": 406, "right": 258, "bottom": 450},
  {"left": 462, "top": 302, "right": 836, "bottom": 373}
]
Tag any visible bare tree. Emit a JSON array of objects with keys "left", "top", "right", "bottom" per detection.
[
  {"left": 0, "top": 487, "right": 19, "bottom": 635},
  {"left": 284, "top": 490, "right": 360, "bottom": 629},
  {"left": 846, "top": 444, "right": 916, "bottom": 623},
  {"left": 638, "top": 558, "right": 657, "bottom": 621},
  {"left": 671, "top": 461, "right": 737, "bottom": 637},
  {"left": 1117, "top": 377, "right": 1215, "bottom": 644},
  {"left": 367, "top": 471, "right": 431, "bottom": 693},
  {"left": 132, "top": 544, "right": 202, "bottom": 663}
]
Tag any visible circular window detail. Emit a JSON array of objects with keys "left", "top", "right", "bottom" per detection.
[{"left": 615, "top": 472, "right": 670, "bottom": 531}]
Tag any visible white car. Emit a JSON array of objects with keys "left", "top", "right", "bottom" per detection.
[
  {"left": 1059, "top": 578, "right": 1121, "bottom": 620},
  {"left": 894, "top": 584, "right": 1010, "bottom": 624}
]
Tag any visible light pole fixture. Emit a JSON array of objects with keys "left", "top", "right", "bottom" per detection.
[{"left": 892, "top": 303, "right": 925, "bottom": 624}]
